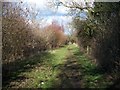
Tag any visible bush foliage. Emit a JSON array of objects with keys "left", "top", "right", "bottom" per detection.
[
  {"left": 2, "top": 2, "right": 67, "bottom": 65},
  {"left": 72, "top": 2, "right": 120, "bottom": 71}
]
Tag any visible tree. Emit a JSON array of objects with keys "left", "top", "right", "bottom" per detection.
[
  {"left": 71, "top": 2, "right": 120, "bottom": 71},
  {"left": 91, "top": 2, "right": 120, "bottom": 71},
  {"left": 2, "top": 2, "right": 47, "bottom": 64},
  {"left": 52, "top": 0, "right": 120, "bottom": 71},
  {"left": 43, "top": 20, "right": 67, "bottom": 48}
]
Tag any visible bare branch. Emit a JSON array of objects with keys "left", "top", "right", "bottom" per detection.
[{"left": 60, "top": 1, "right": 93, "bottom": 11}]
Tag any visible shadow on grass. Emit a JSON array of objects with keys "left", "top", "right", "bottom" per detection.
[
  {"left": 108, "top": 79, "right": 120, "bottom": 89},
  {"left": 74, "top": 51, "right": 120, "bottom": 88},
  {"left": 2, "top": 52, "right": 55, "bottom": 87},
  {"left": 106, "top": 74, "right": 120, "bottom": 89},
  {"left": 51, "top": 48, "right": 106, "bottom": 88},
  {"left": 52, "top": 57, "right": 83, "bottom": 88}
]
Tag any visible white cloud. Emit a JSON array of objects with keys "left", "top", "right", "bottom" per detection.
[
  {"left": 24, "top": 0, "right": 70, "bottom": 13},
  {"left": 24, "top": 0, "right": 72, "bottom": 21},
  {"left": 22, "top": 0, "right": 87, "bottom": 32},
  {"left": 57, "top": 5, "right": 69, "bottom": 14},
  {"left": 41, "top": 15, "right": 72, "bottom": 25},
  {"left": 23, "top": 0, "right": 48, "bottom": 10}
]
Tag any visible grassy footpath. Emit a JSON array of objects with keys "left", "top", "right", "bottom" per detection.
[
  {"left": 3, "top": 45, "right": 69, "bottom": 88},
  {"left": 3, "top": 44, "right": 115, "bottom": 88}
]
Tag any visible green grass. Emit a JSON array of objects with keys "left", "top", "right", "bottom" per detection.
[
  {"left": 68, "top": 45, "right": 113, "bottom": 88},
  {"left": 3, "top": 44, "right": 114, "bottom": 88},
  {"left": 3, "top": 45, "right": 69, "bottom": 88},
  {"left": 22, "top": 46, "right": 69, "bottom": 88}
]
